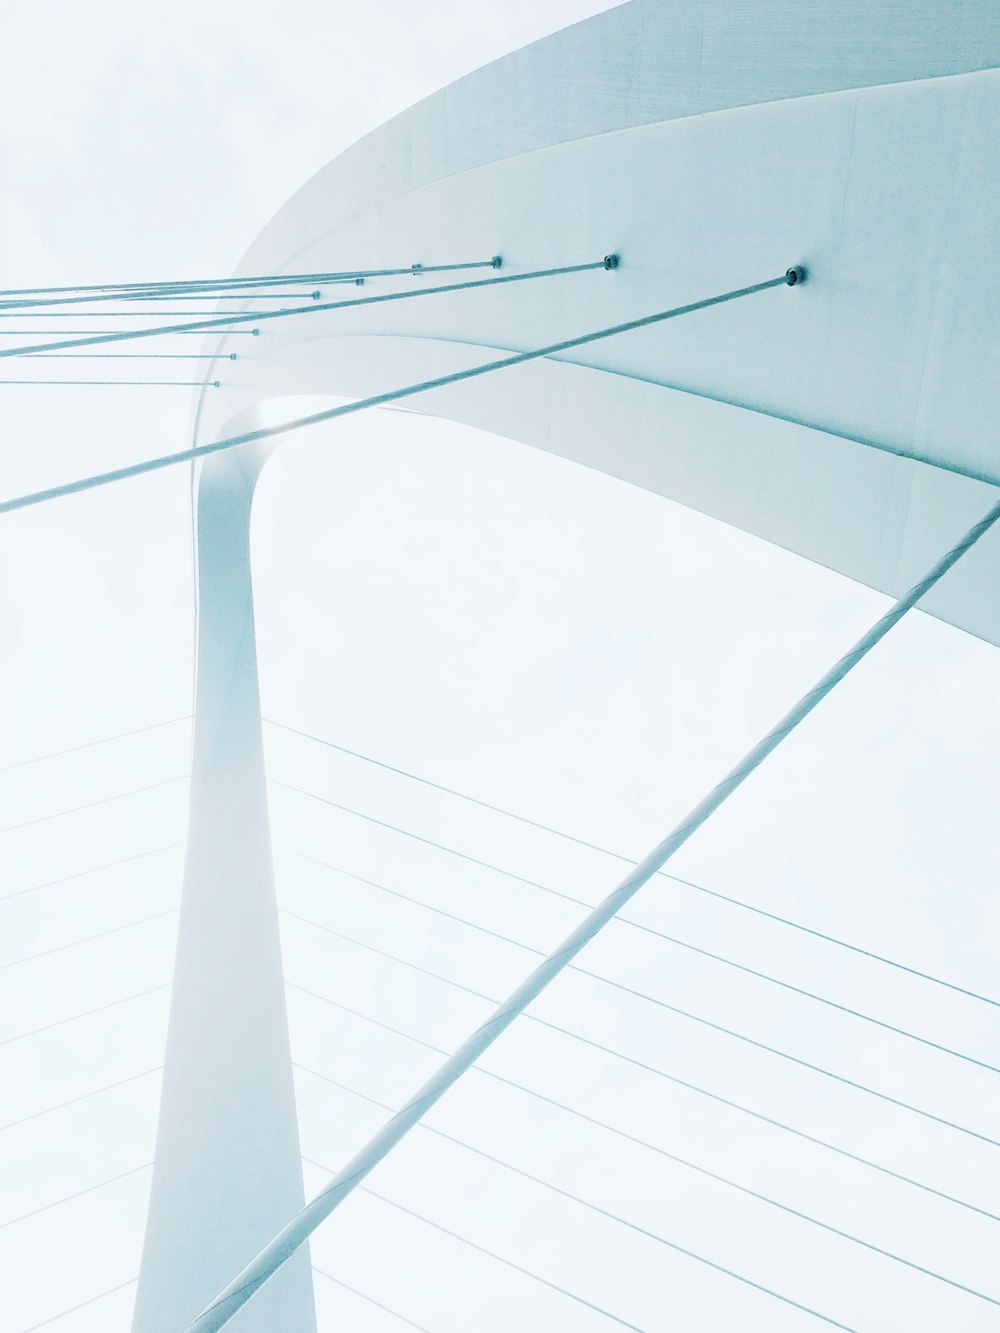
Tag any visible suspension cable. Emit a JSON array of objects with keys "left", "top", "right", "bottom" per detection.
[
  {"left": 0, "top": 256, "right": 501, "bottom": 302},
  {"left": 281, "top": 904, "right": 1000, "bottom": 1186},
  {"left": 17, "top": 1278, "right": 138, "bottom": 1333},
  {"left": 21, "top": 353, "right": 237, "bottom": 360},
  {"left": 0, "top": 311, "right": 274, "bottom": 318},
  {"left": 0, "top": 267, "right": 795, "bottom": 517},
  {"left": 0, "top": 983, "right": 170, "bottom": 1048},
  {"left": 278, "top": 898, "right": 1000, "bottom": 1185},
  {"left": 0, "top": 715, "right": 189, "bottom": 773},
  {"left": 1, "top": 1164, "right": 151, "bottom": 1231},
  {"left": 293, "top": 1029, "right": 997, "bottom": 1227},
  {"left": 326, "top": 1169, "right": 651, "bottom": 1333},
  {"left": 0, "top": 775, "right": 188, "bottom": 836},
  {"left": 276, "top": 842, "right": 1000, "bottom": 1202},
  {"left": 0, "top": 379, "right": 220, "bottom": 388},
  {"left": 266, "top": 721, "right": 1000, "bottom": 1011},
  {"left": 184, "top": 491, "right": 1000, "bottom": 1333},
  {"left": 288, "top": 976, "right": 1000, "bottom": 1156},
  {"left": 311, "top": 1267, "right": 431, "bottom": 1332},
  {"left": 6, "top": 840, "right": 991, "bottom": 1225},
  {"left": 295, "top": 1063, "right": 1000, "bottom": 1307},
  {"left": 0, "top": 843, "right": 185, "bottom": 904},
  {"left": 0, "top": 256, "right": 609, "bottom": 357},
  {"left": 310, "top": 1166, "right": 862, "bottom": 1333},
  {"left": 0, "top": 292, "right": 331, "bottom": 312},
  {"left": 270, "top": 781, "right": 999, "bottom": 1076},
  {"left": 0, "top": 329, "right": 260, "bottom": 336},
  {"left": 74, "top": 291, "right": 326, "bottom": 303},
  {"left": 0, "top": 1068, "right": 161, "bottom": 1133},
  {"left": 1, "top": 909, "right": 177, "bottom": 972}
]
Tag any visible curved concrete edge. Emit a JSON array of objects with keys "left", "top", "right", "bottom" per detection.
[
  {"left": 230, "top": 0, "right": 999, "bottom": 283},
  {"left": 192, "top": 333, "right": 1000, "bottom": 648}
]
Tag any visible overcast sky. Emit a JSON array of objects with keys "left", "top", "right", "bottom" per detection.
[{"left": 1, "top": 3, "right": 999, "bottom": 1331}]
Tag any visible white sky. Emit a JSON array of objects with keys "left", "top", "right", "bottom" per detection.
[{"left": 1, "top": 2, "right": 999, "bottom": 1331}]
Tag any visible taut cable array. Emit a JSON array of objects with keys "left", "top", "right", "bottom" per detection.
[
  {"left": 183, "top": 484, "right": 1000, "bottom": 1331},
  {"left": 0, "top": 265, "right": 800, "bottom": 513}
]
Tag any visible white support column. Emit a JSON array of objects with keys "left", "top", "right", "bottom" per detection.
[{"left": 132, "top": 425, "right": 316, "bottom": 1333}]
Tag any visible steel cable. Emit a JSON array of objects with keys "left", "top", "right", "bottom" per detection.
[
  {"left": 183, "top": 494, "right": 1000, "bottom": 1332},
  {"left": 295, "top": 1063, "right": 999, "bottom": 1308},
  {"left": 265, "top": 719, "right": 1000, "bottom": 1011},
  {"left": 0, "top": 268, "right": 801, "bottom": 517},
  {"left": 0, "top": 257, "right": 610, "bottom": 358}
]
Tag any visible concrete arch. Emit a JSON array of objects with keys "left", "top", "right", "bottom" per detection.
[{"left": 137, "top": 4, "right": 999, "bottom": 1328}]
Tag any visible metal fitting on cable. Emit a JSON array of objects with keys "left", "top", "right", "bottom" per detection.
[
  {"left": 603, "top": 254, "right": 620, "bottom": 270},
  {"left": 785, "top": 265, "right": 805, "bottom": 286},
  {"left": 490, "top": 256, "right": 502, "bottom": 269}
]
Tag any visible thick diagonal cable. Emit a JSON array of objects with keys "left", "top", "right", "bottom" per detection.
[
  {"left": 293, "top": 970, "right": 1000, "bottom": 1178},
  {"left": 267, "top": 720, "right": 1000, "bottom": 1011},
  {"left": 277, "top": 877, "right": 999, "bottom": 1223},
  {"left": 0, "top": 257, "right": 500, "bottom": 304},
  {"left": 185, "top": 495, "right": 1000, "bottom": 1332},
  {"left": 273, "top": 779, "right": 1000, "bottom": 1074},
  {"left": 277, "top": 837, "right": 1000, "bottom": 1148},
  {"left": 295, "top": 1063, "right": 999, "bottom": 1308},
  {"left": 0, "top": 257, "right": 605, "bottom": 357},
  {"left": 290, "top": 976, "right": 1000, "bottom": 1220},
  {"left": 0, "top": 269, "right": 799, "bottom": 518},
  {"left": 288, "top": 916, "right": 1000, "bottom": 1254},
  {"left": 308, "top": 1159, "right": 859, "bottom": 1333}
]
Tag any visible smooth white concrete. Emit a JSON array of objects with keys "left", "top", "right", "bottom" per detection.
[
  {"left": 193, "top": 2, "right": 1000, "bottom": 643},
  {"left": 131, "top": 432, "right": 314, "bottom": 1333},
  {"left": 138, "top": 3, "right": 1000, "bottom": 1328}
]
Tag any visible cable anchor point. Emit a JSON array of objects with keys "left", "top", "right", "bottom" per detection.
[
  {"left": 603, "top": 254, "right": 620, "bottom": 270},
  {"left": 785, "top": 265, "right": 806, "bottom": 286}
]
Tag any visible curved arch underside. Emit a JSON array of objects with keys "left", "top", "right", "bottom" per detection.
[{"left": 194, "top": 0, "right": 999, "bottom": 644}]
